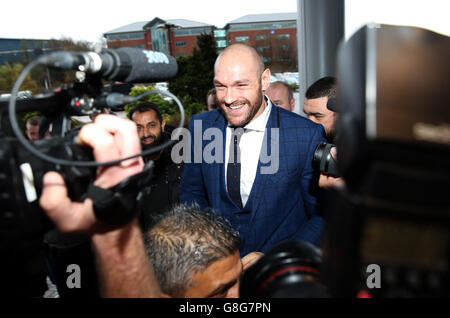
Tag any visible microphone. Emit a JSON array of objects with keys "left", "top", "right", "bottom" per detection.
[{"left": 40, "top": 48, "right": 178, "bottom": 83}]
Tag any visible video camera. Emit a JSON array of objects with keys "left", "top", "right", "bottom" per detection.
[
  {"left": 241, "top": 24, "right": 450, "bottom": 298},
  {"left": 0, "top": 47, "right": 183, "bottom": 296}
]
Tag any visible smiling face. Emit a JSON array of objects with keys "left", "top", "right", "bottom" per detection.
[
  {"left": 214, "top": 44, "right": 271, "bottom": 127},
  {"left": 131, "top": 109, "right": 165, "bottom": 149}
]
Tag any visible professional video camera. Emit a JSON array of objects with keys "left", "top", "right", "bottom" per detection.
[
  {"left": 241, "top": 24, "right": 450, "bottom": 298},
  {"left": 323, "top": 23, "right": 450, "bottom": 297},
  {"left": 240, "top": 240, "right": 329, "bottom": 297},
  {"left": 0, "top": 47, "right": 184, "bottom": 296}
]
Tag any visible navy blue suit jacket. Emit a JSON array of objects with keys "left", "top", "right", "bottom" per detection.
[{"left": 179, "top": 104, "right": 326, "bottom": 255}]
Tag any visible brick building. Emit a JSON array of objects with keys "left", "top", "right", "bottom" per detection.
[
  {"left": 225, "top": 13, "right": 298, "bottom": 71},
  {"left": 104, "top": 18, "right": 214, "bottom": 58},
  {"left": 104, "top": 13, "right": 298, "bottom": 71}
]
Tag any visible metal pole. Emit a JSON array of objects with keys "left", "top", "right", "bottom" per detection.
[{"left": 297, "top": 0, "right": 344, "bottom": 113}]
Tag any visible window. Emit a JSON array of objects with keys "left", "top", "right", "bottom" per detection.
[
  {"left": 276, "top": 34, "right": 290, "bottom": 39},
  {"left": 129, "top": 33, "right": 145, "bottom": 39},
  {"left": 214, "top": 29, "right": 226, "bottom": 37},
  {"left": 175, "top": 41, "right": 186, "bottom": 47},
  {"left": 174, "top": 27, "right": 212, "bottom": 37},
  {"left": 256, "top": 45, "right": 270, "bottom": 52},
  {"left": 235, "top": 36, "right": 249, "bottom": 42},
  {"left": 216, "top": 40, "right": 227, "bottom": 48},
  {"left": 256, "top": 35, "right": 269, "bottom": 41}
]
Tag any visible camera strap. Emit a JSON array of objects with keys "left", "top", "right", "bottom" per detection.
[{"left": 86, "top": 161, "right": 154, "bottom": 226}]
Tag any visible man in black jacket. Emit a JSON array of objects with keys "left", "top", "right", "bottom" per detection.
[{"left": 128, "top": 102, "right": 184, "bottom": 231}]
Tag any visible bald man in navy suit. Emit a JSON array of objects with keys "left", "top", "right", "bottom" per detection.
[{"left": 179, "top": 44, "right": 326, "bottom": 256}]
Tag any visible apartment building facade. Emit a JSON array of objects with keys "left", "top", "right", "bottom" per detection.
[{"left": 104, "top": 13, "right": 297, "bottom": 71}]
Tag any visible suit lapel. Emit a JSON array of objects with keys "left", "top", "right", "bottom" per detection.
[
  {"left": 248, "top": 106, "right": 279, "bottom": 221},
  {"left": 211, "top": 111, "right": 230, "bottom": 204}
]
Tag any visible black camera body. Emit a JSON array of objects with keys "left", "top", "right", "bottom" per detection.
[
  {"left": 313, "top": 142, "right": 340, "bottom": 177},
  {"left": 320, "top": 24, "right": 450, "bottom": 297},
  {"left": 0, "top": 136, "right": 95, "bottom": 296}
]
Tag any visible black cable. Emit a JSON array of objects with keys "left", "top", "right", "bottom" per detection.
[{"left": 8, "top": 56, "right": 185, "bottom": 167}]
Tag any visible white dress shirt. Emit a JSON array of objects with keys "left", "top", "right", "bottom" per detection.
[{"left": 225, "top": 98, "right": 272, "bottom": 207}]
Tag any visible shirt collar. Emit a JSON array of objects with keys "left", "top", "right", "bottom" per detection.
[{"left": 245, "top": 96, "right": 272, "bottom": 132}]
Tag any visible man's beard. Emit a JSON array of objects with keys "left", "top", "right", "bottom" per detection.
[
  {"left": 141, "top": 129, "right": 165, "bottom": 151},
  {"left": 326, "top": 128, "right": 337, "bottom": 144},
  {"left": 220, "top": 89, "right": 264, "bottom": 128}
]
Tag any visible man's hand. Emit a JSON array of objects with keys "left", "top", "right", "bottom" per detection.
[
  {"left": 39, "top": 115, "right": 143, "bottom": 234},
  {"left": 319, "top": 173, "right": 345, "bottom": 189},
  {"left": 39, "top": 115, "right": 162, "bottom": 297}
]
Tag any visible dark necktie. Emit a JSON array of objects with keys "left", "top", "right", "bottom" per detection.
[{"left": 227, "top": 129, "right": 243, "bottom": 208}]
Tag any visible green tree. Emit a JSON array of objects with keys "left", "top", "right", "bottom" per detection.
[
  {"left": 168, "top": 33, "right": 218, "bottom": 110},
  {"left": 124, "top": 85, "right": 176, "bottom": 122},
  {"left": 0, "top": 62, "right": 38, "bottom": 94}
]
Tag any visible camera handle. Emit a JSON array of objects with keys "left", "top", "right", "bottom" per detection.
[{"left": 86, "top": 160, "right": 154, "bottom": 226}]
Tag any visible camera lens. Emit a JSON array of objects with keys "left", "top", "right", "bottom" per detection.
[
  {"left": 240, "top": 241, "right": 329, "bottom": 297},
  {"left": 312, "top": 142, "right": 340, "bottom": 177}
]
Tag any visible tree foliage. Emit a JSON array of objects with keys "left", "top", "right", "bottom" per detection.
[
  {"left": 0, "top": 62, "right": 38, "bottom": 94},
  {"left": 1, "top": 37, "right": 94, "bottom": 95},
  {"left": 124, "top": 85, "right": 175, "bottom": 121},
  {"left": 168, "top": 33, "right": 218, "bottom": 109}
]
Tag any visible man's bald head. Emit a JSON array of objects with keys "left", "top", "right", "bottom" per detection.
[
  {"left": 213, "top": 43, "right": 271, "bottom": 127},
  {"left": 266, "top": 81, "right": 295, "bottom": 111},
  {"left": 215, "top": 43, "right": 265, "bottom": 77}
]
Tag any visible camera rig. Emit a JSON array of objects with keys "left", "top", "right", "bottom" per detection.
[{"left": 0, "top": 48, "right": 183, "bottom": 296}]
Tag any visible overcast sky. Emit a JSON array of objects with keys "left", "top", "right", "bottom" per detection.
[{"left": 1, "top": 0, "right": 448, "bottom": 44}]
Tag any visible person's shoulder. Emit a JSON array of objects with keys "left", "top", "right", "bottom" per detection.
[{"left": 189, "top": 109, "right": 224, "bottom": 126}]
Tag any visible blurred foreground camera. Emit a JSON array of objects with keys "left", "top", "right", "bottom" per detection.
[
  {"left": 0, "top": 47, "right": 181, "bottom": 296},
  {"left": 240, "top": 241, "right": 329, "bottom": 297},
  {"left": 321, "top": 24, "right": 450, "bottom": 297}
]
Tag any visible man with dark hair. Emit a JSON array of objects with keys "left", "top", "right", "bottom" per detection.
[
  {"left": 25, "top": 116, "right": 41, "bottom": 141},
  {"left": 179, "top": 43, "right": 326, "bottom": 256},
  {"left": 145, "top": 204, "right": 244, "bottom": 298},
  {"left": 303, "top": 76, "right": 344, "bottom": 189},
  {"left": 303, "top": 76, "right": 337, "bottom": 143},
  {"left": 128, "top": 101, "right": 184, "bottom": 231},
  {"left": 206, "top": 88, "right": 219, "bottom": 111},
  {"left": 266, "top": 81, "right": 296, "bottom": 111},
  {"left": 129, "top": 102, "right": 165, "bottom": 156}
]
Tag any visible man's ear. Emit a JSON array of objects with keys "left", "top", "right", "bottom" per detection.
[
  {"left": 161, "top": 120, "right": 166, "bottom": 132},
  {"left": 290, "top": 97, "right": 296, "bottom": 111},
  {"left": 261, "top": 68, "right": 271, "bottom": 92}
]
